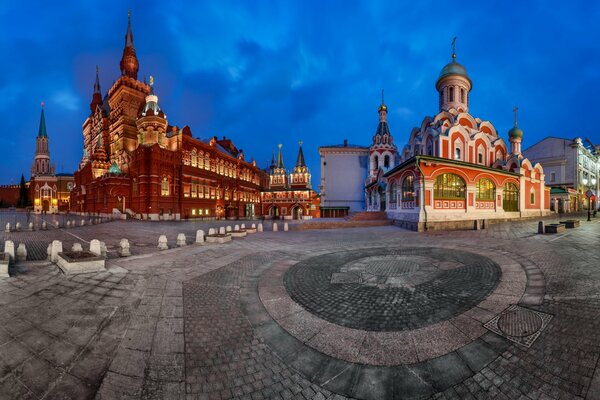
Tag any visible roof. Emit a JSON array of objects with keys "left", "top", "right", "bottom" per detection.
[
  {"left": 319, "top": 143, "right": 368, "bottom": 149},
  {"left": 38, "top": 107, "right": 47, "bottom": 138},
  {"left": 384, "top": 155, "right": 520, "bottom": 178}
]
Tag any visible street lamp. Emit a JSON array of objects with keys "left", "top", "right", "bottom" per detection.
[{"left": 582, "top": 177, "right": 597, "bottom": 221}]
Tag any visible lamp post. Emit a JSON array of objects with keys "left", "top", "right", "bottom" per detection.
[{"left": 582, "top": 177, "right": 597, "bottom": 221}]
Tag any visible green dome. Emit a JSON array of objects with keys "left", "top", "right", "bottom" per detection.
[
  {"left": 508, "top": 126, "right": 523, "bottom": 139},
  {"left": 436, "top": 59, "right": 471, "bottom": 88}
]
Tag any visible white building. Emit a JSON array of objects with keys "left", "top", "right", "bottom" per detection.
[
  {"left": 523, "top": 137, "right": 599, "bottom": 212},
  {"left": 318, "top": 140, "right": 369, "bottom": 217}
]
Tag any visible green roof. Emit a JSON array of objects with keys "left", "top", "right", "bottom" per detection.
[{"left": 38, "top": 106, "right": 47, "bottom": 137}]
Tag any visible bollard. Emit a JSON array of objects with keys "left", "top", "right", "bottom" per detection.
[
  {"left": 119, "top": 239, "right": 131, "bottom": 257},
  {"left": 71, "top": 243, "right": 83, "bottom": 252},
  {"left": 251, "top": 223, "right": 256, "bottom": 229},
  {"left": 273, "top": 222, "right": 278, "bottom": 232},
  {"left": 28, "top": 222, "right": 34, "bottom": 231},
  {"left": 538, "top": 221, "right": 544, "bottom": 234},
  {"left": 42, "top": 221, "right": 47, "bottom": 230},
  {"left": 16, "top": 244, "right": 27, "bottom": 262},
  {"left": 81, "top": 220, "right": 86, "bottom": 226},
  {"left": 234, "top": 225, "right": 240, "bottom": 231},
  {"left": 15, "top": 222, "right": 21, "bottom": 232},
  {"left": 241, "top": 224, "right": 246, "bottom": 230},
  {"left": 89, "top": 240, "right": 102, "bottom": 256},
  {"left": 196, "top": 230, "right": 205, "bottom": 244},
  {"left": 219, "top": 227, "right": 226, "bottom": 235},
  {"left": 176, "top": 233, "right": 187, "bottom": 247},
  {"left": 47, "top": 244, "right": 52, "bottom": 260},
  {"left": 208, "top": 228, "right": 216, "bottom": 236},
  {"left": 50, "top": 240, "right": 63, "bottom": 263},
  {"left": 4, "top": 241, "right": 15, "bottom": 260},
  {"left": 257, "top": 223, "right": 263, "bottom": 232},
  {"left": 226, "top": 226, "right": 232, "bottom": 232},
  {"left": 5, "top": 223, "right": 10, "bottom": 233},
  {"left": 158, "top": 235, "right": 168, "bottom": 250},
  {"left": 284, "top": 222, "right": 289, "bottom": 232}
]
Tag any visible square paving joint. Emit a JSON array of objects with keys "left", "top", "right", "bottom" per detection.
[{"left": 483, "top": 304, "right": 553, "bottom": 348}]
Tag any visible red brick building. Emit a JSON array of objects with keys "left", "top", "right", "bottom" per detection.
[
  {"left": 71, "top": 12, "right": 310, "bottom": 220},
  {"left": 261, "top": 143, "right": 317, "bottom": 219}
]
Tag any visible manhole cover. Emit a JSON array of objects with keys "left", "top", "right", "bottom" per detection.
[
  {"left": 484, "top": 304, "right": 553, "bottom": 348},
  {"left": 498, "top": 309, "right": 543, "bottom": 337}
]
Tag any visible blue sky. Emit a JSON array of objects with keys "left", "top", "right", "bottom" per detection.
[{"left": 1, "top": 1, "right": 599, "bottom": 185}]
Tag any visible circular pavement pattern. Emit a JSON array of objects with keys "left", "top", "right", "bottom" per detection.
[{"left": 284, "top": 246, "right": 502, "bottom": 331}]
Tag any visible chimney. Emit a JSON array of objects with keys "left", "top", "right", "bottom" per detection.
[{"left": 344, "top": 139, "right": 348, "bottom": 147}]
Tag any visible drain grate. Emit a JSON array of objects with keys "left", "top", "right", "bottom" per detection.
[{"left": 484, "top": 304, "right": 553, "bottom": 348}]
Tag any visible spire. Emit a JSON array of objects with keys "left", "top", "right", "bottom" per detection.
[
  {"left": 513, "top": 105, "right": 518, "bottom": 127},
  {"left": 378, "top": 89, "right": 388, "bottom": 123},
  {"left": 94, "top": 65, "right": 101, "bottom": 94},
  {"left": 120, "top": 10, "right": 139, "bottom": 79},
  {"left": 125, "top": 9, "right": 134, "bottom": 48},
  {"left": 451, "top": 36, "right": 457, "bottom": 60},
  {"left": 90, "top": 66, "right": 103, "bottom": 112},
  {"left": 276, "top": 144, "right": 284, "bottom": 169},
  {"left": 296, "top": 140, "right": 306, "bottom": 168},
  {"left": 38, "top": 102, "right": 47, "bottom": 137}
]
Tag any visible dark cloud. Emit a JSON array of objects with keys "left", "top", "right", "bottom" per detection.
[{"left": 1, "top": 1, "right": 599, "bottom": 185}]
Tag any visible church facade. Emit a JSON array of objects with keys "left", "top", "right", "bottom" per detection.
[
  {"left": 366, "top": 47, "right": 550, "bottom": 230},
  {"left": 71, "top": 13, "right": 313, "bottom": 220}
]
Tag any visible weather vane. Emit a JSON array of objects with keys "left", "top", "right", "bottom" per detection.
[
  {"left": 149, "top": 75, "right": 154, "bottom": 87},
  {"left": 513, "top": 105, "right": 519, "bottom": 126}
]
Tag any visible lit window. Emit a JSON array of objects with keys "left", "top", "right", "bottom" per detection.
[
  {"left": 161, "top": 176, "right": 169, "bottom": 196},
  {"left": 476, "top": 178, "right": 495, "bottom": 200},
  {"left": 402, "top": 175, "right": 415, "bottom": 201},
  {"left": 434, "top": 173, "right": 466, "bottom": 200}
]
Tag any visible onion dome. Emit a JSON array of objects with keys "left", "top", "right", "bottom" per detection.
[
  {"left": 139, "top": 76, "right": 166, "bottom": 118},
  {"left": 509, "top": 106, "right": 523, "bottom": 139}
]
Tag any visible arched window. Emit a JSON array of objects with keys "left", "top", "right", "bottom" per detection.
[
  {"left": 161, "top": 176, "right": 169, "bottom": 196},
  {"left": 373, "top": 155, "right": 379, "bottom": 170},
  {"left": 191, "top": 150, "right": 197, "bottom": 167},
  {"left": 198, "top": 152, "right": 204, "bottom": 168},
  {"left": 434, "top": 173, "right": 465, "bottom": 199},
  {"left": 384, "top": 155, "right": 390, "bottom": 169},
  {"left": 454, "top": 147, "right": 461, "bottom": 160},
  {"left": 402, "top": 175, "right": 415, "bottom": 200},
  {"left": 477, "top": 146, "right": 485, "bottom": 164},
  {"left": 449, "top": 87, "right": 454, "bottom": 102},
  {"left": 476, "top": 178, "right": 495, "bottom": 200},
  {"left": 530, "top": 188, "right": 535, "bottom": 204},
  {"left": 460, "top": 88, "right": 465, "bottom": 103},
  {"left": 427, "top": 139, "right": 433, "bottom": 156},
  {"left": 503, "top": 182, "right": 519, "bottom": 211},
  {"left": 389, "top": 181, "right": 397, "bottom": 204}
]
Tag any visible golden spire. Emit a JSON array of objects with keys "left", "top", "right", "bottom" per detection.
[{"left": 149, "top": 75, "right": 154, "bottom": 87}]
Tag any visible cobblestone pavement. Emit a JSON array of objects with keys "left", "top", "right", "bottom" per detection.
[{"left": 0, "top": 216, "right": 599, "bottom": 399}]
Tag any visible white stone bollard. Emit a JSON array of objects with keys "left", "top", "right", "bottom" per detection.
[
  {"left": 15, "top": 222, "right": 21, "bottom": 232},
  {"left": 273, "top": 222, "right": 278, "bottom": 232},
  {"left": 118, "top": 239, "right": 131, "bottom": 257},
  {"left": 208, "top": 228, "right": 216, "bottom": 236},
  {"left": 251, "top": 223, "right": 256, "bottom": 229},
  {"left": 89, "top": 239, "right": 102, "bottom": 256},
  {"left": 5, "top": 223, "right": 10, "bottom": 233},
  {"left": 4, "top": 241, "right": 15, "bottom": 260},
  {"left": 226, "top": 226, "right": 232, "bottom": 232},
  {"left": 16, "top": 244, "right": 27, "bottom": 262},
  {"left": 241, "top": 224, "right": 246, "bottom": 230},
  {"left": 47, "top": 244, "right": 52, "bottom": 260},
  {"left": 42, "top": 221, "right": 47, "bottom": 230},
  {"left": 284, "top": 222, "right": 289, "bottom": 231},
  {"left": 51, "top": 240, "right": 63, "bottom": 263},
  {"left": 100, "top": 242, "right": 108, "bottom": 257},
  {"left": 257, "top": 223, "right": 263, "bottom": 232},
  {"left": 158, "top": 235, "right": 168, "bottom": 250},
  {"left": 177, "top": 233, "right": 187, "bottom": 247},
  {"left": 71, "top": 243, "right": 83, "bottom": 252},
  {"left": 196, "top": 230, "right": 205, "bottom": 244},
  {"left": 28, "top": 222, "right": 34, "bottom": 231},
  {"left": 81, "top": 220, "right": 86, "bottom": 226},
  {"left": 219, "top": 227, "right": 226, "bottom": 235},
  {"left": 234, "top": 225, "right": 240, "bottom": 231}
]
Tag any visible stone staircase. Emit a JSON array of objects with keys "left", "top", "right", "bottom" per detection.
[{"left": 345, "top": 211, "right": 388, "bottom": 221}]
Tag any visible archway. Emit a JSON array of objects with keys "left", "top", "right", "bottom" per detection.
[
  {"left": 269, "top": 206, "right": 279, "bottom": 218},
  {"left": 292, "top": 206, "right": 303, "bottom": 220},
  {"left": 378, "top": 185, "right": 386, "bottom": 211}
]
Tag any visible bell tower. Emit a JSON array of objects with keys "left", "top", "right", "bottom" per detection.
[{"left": 435, "top": 38, "right": 472, "bottom": 113}]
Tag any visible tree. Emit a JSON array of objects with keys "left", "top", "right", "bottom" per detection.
[{"left": 17, "top": 174, "right": 28, "bottom": 208}]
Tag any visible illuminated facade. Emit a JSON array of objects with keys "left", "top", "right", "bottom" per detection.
[
  {"left": 261, "top": 143, "right": 317, "bottom": 219},
  {"left": 367, "top": 46, "right": 550, "bottom": 230},
  {"left": 30, "top": 105, "right": 73, "bottom": 213}
]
